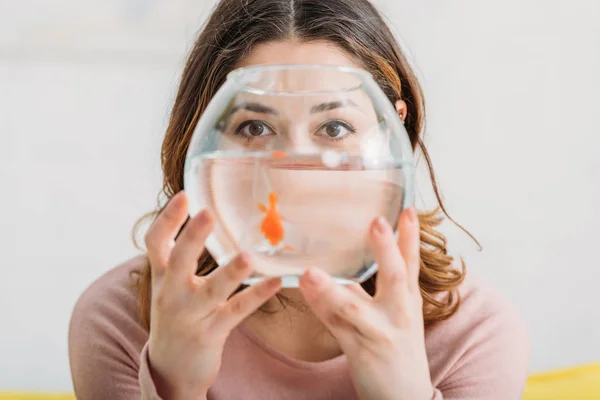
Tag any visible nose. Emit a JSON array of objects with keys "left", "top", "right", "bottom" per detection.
[{"left": 271, "top": 123, "right": 320, "bottom": 154}]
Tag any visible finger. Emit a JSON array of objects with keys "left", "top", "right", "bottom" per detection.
[
  {"left": 397, "top": 207, "right": 421, "bottom": 292},
  {"left": 194, "top": 253, "right": 254, "bottom": 311},
  {"left": 212, "top": 278, "right": 282, "bottom": 333},
  {"left": 346, "top": 282, "right": 373, "bottom": 303},
  {"left": 299, "top": 268, "right": 382, "bottom": 340},
  {"left": 167, "top": 209, "right": 214, "bottom": 281},
  {"left": 369, "top": 217, "right": 408, "bottom": 303},
  {"left": 144, "top": 191, "right": 188, "bottom": 278}
]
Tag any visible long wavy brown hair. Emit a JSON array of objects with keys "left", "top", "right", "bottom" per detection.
[{"left": 132, "top": 0, "right": 478, "bottom": 330}]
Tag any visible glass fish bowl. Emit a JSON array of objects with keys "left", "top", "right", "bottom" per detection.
[{"left": 183, "top": 65, "right": 415, "bottom": 287}]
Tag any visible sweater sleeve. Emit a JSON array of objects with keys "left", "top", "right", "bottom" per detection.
[
  {"left": 68, "top": 260, "right": 163, "bottom": 400},
  {"left": 427, "top": 278, "right": 530, "bottom": 400}
]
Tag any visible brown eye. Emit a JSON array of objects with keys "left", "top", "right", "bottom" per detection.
[
  {"left": 317, "top": 120, "right": 355, "bottom": 140},
  {"left": 248, "top": 122, "right": 264, "bottom": 136},
  {"left": 325, "top": 123, "right": 341, "bottom": 138},
  {"left": 237, "top": 120, "right": 274, "bottom": 138}
]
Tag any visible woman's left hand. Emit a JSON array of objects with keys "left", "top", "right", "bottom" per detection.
[{"left": 299, "top": 208, "right": 434, "bottom": 400}]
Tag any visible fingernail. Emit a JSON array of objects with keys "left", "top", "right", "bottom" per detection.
[
  {"left": 169, "top": 192, "right": 184, "bottom": 207},
  {"left": 238, "top": 253, "right": 252, "bottom": 268},
  {"left": 407, "top": 207, "right": 418, "bottom": 223},
  {"left": 305, "top": 268, "right": 325, "bottom": 286},
  {"left": 196, "top": 209, "right": 211, "bottom": 224},
  {"left": 373, "top": 216, "right": 390, "bottom": 236}
]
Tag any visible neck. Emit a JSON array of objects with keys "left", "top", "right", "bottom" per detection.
[{"left": 244, "top": 288, "right": 343, "bottom": 362}]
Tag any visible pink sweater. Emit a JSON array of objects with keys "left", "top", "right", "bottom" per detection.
[{"left": 68, "top": 255, "right": 529, "bottom": 399}]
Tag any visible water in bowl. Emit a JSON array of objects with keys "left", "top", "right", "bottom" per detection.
[{"left": 186, "top": 151, "right": 409, "bottom": 286}]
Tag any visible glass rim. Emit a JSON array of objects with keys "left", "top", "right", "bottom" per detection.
[{"left": 226, "top": 64, "right": 374, "bottom": 96}]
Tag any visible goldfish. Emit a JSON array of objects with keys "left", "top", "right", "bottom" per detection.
[
  {"left": 255, "top": 151, "right": 295, "bottom": 254},
  {"left": 271, "top": 151, "right": 287, "bottom": 159},
  {"left": 257, "top": 192, "right": 285, "bottom": 246}
]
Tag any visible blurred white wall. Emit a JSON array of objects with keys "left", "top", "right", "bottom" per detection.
[{"left": 1, "top": 0, "right": 598, "bottom": 392}]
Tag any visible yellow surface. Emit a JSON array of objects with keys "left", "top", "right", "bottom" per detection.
[
  {"left": 0, "top": 396, "right": 74, "bottom": 400},
  {"left": 523, "top": 363, "right": 600, "bottom": 400},
  {"left": 1, "top": 363, "right": 599, "bottom": 400}
]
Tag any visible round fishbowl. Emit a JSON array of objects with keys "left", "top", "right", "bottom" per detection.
[{"left": 184, "top": 65, "right": 415, "bottom": 287}]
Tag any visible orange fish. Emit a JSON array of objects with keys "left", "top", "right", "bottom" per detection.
[
  {"left": 272, "top": 151, "right": 287, "bottom": 159},
  {"left": 258, "top": 192, "right": 285, "bottom": 246}
]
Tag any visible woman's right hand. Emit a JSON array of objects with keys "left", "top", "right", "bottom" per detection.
[{"left": 144, "top": 191, "right": 282, "bottom": 400}]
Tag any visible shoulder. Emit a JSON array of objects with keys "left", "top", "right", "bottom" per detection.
[
  {"left": 70, "top": 254, "right": 148, "bottom": 339},
  {"left": 425, "top": 273, "right": 530, "bottom": 398},
  {"left": 426, "top": 273, "right": 529, "bottom": 350},
  {"left": 68, "top": 255, "right": 150, "bottom": 395}
]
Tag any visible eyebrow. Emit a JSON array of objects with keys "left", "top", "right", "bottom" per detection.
[
  {"left": 223, "top": 99, "right": 359, "bottom": 122},
  {"left": 227, "top": 102, "right": 279, "bottom": 117},
  {"left": 310, "top": 100, "right": 358, "bottom": 114}
]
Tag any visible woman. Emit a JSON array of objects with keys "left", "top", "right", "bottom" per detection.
[{"left": 69, "top": 0, "right": 529, "bottom": 399}]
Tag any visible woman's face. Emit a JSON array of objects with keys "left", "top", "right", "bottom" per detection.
[{"left": 203, "top": 41, "right": 407, "bottom": 277}]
